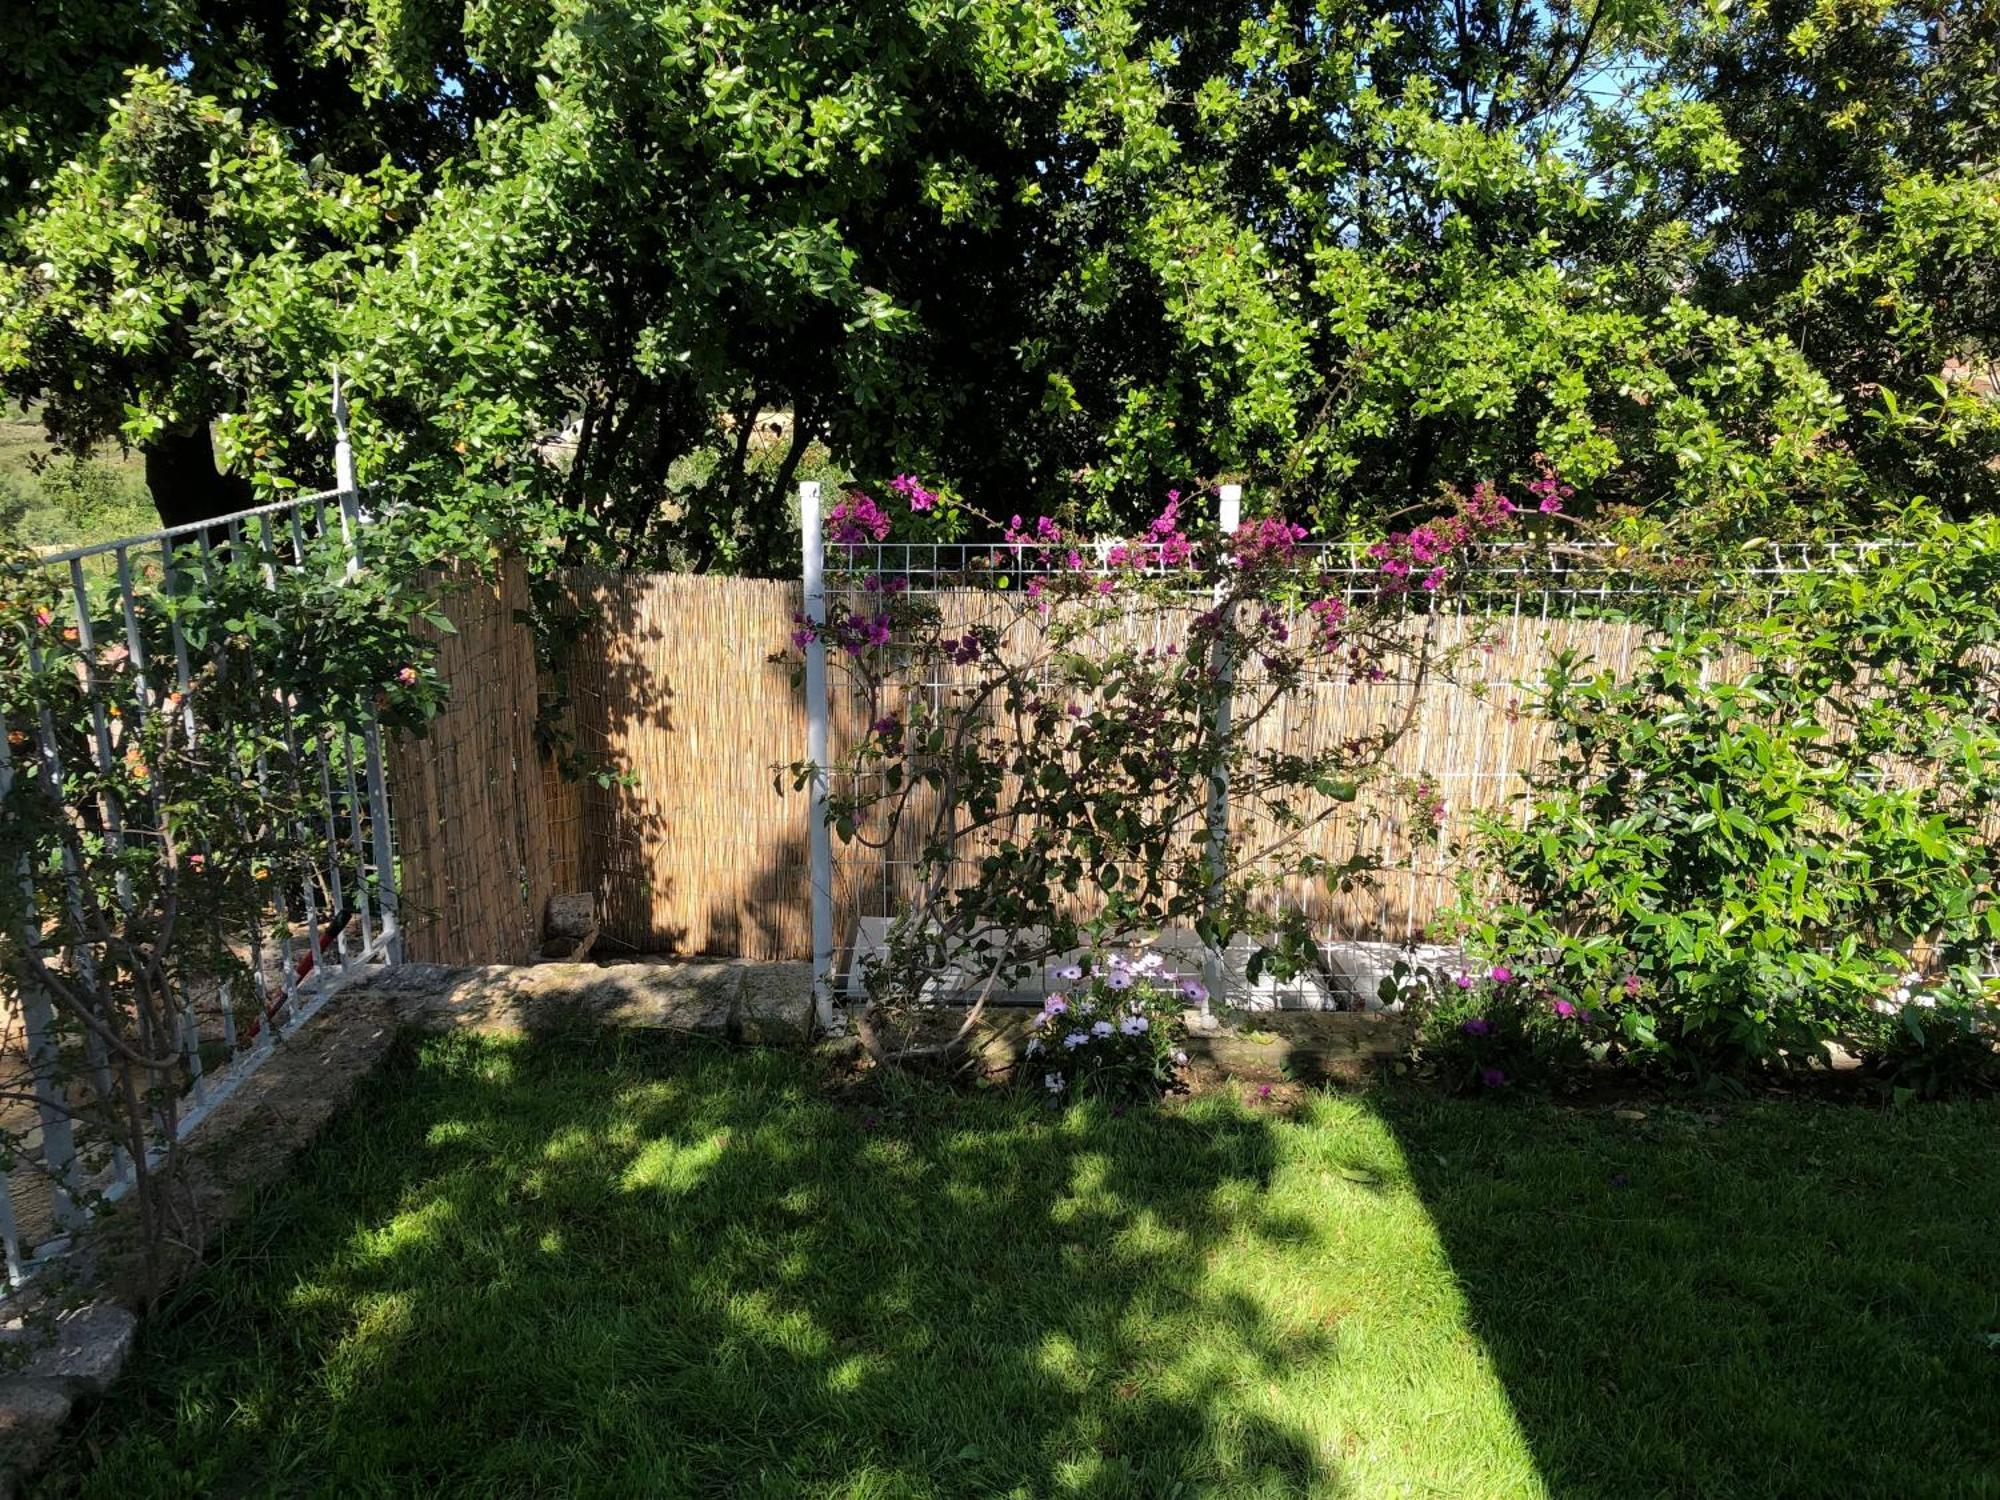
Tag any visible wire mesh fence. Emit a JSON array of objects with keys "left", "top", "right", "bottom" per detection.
[{"left": 806, "top": 523, "right": 1988, "bottom": 1014}]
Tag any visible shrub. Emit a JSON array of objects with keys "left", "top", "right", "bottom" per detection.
[
  {"left": 1021, "top": 953, "right": 1192, "bottom": 1105},
  {"left": 799, "top": 475, "right": 1525, "bottom": 1068},
  {"left": 1392, "top": 959, "right": 1602, "bottom": 1091},
  {"left": 0, "top": 521, "right": 446, "bottom": 1295},
  {"left": 1855, "top": 975, "right": 2000, "bottom": 1100},
  {"left": 1459, "top": 509, "right": 2000, "bottom": 1082}
]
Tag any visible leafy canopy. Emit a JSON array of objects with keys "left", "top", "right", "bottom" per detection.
[{"left": 0, "top": 0, "right": 1995, "bottom": 563}]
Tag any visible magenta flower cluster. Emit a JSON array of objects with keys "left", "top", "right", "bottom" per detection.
[
  {"left": 1004, "top": 513, "right": 1065, "bottom": 549},
  {"left": 1364, "top": 481, "right": 1517, "bottom": 596},
  {"left": 890, "top": 474, "right": 939, "bottom": 512},
  {"left": 1526, "top": 454, "right": 1573, "bottom": 515},
  {"left": 828, "top": 490, "right": 892, "bottom": 547},
  {"left": 790, "top": 611, "right": 893, "bottom": 654},
  {"left": 1232, "top": 515, "right": 1308, "bottom": 571},
  {"left": 1105, "top": 494, "right": 1195, "bottom": 571}
]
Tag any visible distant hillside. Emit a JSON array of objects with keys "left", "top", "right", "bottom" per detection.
[{"left": 1, "top": 405, "right": 155, "bottom": 553}]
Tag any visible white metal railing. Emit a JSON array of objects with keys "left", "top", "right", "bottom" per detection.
[{"left": 0, "top": 410, "right": 403, "bottom": 1292}]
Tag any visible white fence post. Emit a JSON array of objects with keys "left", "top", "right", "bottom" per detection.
[
  {"left": 801, "top": 482, "right": 837, "bottom": 1033},
  {"left": 1202, "top": 484, "right": 1242, "bottom": 1015},
  {"left": 332, "top": 368, "right": 362, "bottom": 578},
  {"left": 331, "top": 373, "right": 402, "bottom": 963}
]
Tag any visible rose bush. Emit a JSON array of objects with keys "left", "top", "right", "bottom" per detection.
[
  {"left": 1456, "top": 508, "right": 2000, "bottom": 1087},
  {"left": 0, "top": 518, "right": 448, "bottom": 1295}
]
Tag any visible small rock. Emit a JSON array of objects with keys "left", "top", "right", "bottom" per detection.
[
  {"left": 0, "top": 1380, "right": 72, "bottom": 1473},
  {"left": 1612, "top": 1108, "right": 1648, "bottom": 1121},
  {"left": 3, "top": 1303, "right": 136, "bottom": 1396}
]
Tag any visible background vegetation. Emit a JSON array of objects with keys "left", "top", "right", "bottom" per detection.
[
  {"left": 2, "top": 0, "right": 1994, "bottom": 568},
  {"left": 0, "top": 405, "right": 153, "bottom": 552}
]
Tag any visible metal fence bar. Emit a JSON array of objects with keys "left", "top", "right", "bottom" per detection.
[
  {"left": 341, "top": 727, "right": 378, "bottom": 955},
  {"left": 801, "top": 482, "right": 837, "bottom": 1032},
  {"left": 1200, "top": 485, "right": 1241, "bottom": 1015},
  {"left": 361, "top": 719, "right": 402, "bottom": 965},
  {"left": 816, "top": 534, "right": 1970, "bottom": 1012},
  {"left": 5, "top": 460, "right": 412, "bottom": 1287},
  {"left": 0, "top": 722, "right": 81, "bottom": 1236}
]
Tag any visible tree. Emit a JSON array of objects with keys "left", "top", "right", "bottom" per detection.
[
  {"left": 1005, "top": 0, "right": 1999, "bottom": 539},
  {"left": 2, "top": 0, "right": 1994, "bottom": 558},
  {"left": 0, "top": 1, "right": 501, "bottom": 527}
]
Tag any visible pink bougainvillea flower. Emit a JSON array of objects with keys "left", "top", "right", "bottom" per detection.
[
  {"left": 827, "top": 491, "right": 893, "bottom": 546},
  {"left": 1552, "top": 999, "right": 1580, "bottom": 1020},
  {"left": 889, "top": 474, "right": 938, "bottom": 512},
  {"left": 1624, "top": 973, "right": 1643, "bottom": 997}
]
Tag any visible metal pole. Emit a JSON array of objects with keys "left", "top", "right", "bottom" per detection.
[
  {"left": 333, "top": 369, "right": 362, "bottom": 578},
  {"left": 0, "top": 722, "right": 80, "bottom": 1236},
  {"left": 801, "top": 482, "right": 837, "bottom": 1033},
  {"left": 331, "top": 371, "right": 400, "bottom": 964},
  {"left": 362, "top": 719, "right": 402, "bottom": 965},
  {"left": 1202, "top": 484, "right": 1242, "bottom": 1016}
]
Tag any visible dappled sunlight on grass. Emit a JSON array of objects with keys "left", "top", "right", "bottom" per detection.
[
  {"left": 351, "top": 1195, "right": 456, "bottom": 1262},
  {"left": 619, "top": 1128, "right": 733, "bottom": 1194},
  {"left": 37, "top": 1028, "right": 1997, "bottom": 1498}
]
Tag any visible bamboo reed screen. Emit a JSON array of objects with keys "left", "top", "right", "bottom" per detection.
[
  {"left": 389, "top": 559, "right": 555, "bottom": 966},
  {"left": 550, "top": 570, "right": 813, "bottom": 960},
  {"left": 412, "top": 568, "right": 1989, "bottom": 968},
  {"left": 542, "top": 575, "right": 1659, "bottom": 964}
]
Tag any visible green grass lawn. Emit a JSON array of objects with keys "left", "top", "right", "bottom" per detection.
[{"left": 36, "top": 1028, "right": 2000, "bottom": 1499}]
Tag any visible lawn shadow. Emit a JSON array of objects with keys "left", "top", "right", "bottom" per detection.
[
  {"left": 1374, "top": 1090, "right": 2000, "bottom": 1500},
  {"left": 56, "top": 1027, "right": 1355, "bottom": 1498}
]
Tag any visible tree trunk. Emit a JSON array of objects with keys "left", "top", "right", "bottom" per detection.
[{"left": 144, "top": 425, "right": 253, "bottom": 532}]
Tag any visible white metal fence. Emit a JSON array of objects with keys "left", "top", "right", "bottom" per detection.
[{"left": 0, "top": 426, "right": 403, "bottom": 1291}]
